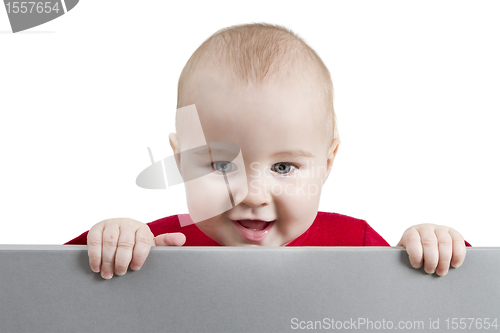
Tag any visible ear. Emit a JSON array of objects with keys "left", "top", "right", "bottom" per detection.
[
  {"left": 169, "top": 132, "right": 182, "bottom": 175},
  {"left": 323, "top": 136, "right": 340, "bottom": 184}
]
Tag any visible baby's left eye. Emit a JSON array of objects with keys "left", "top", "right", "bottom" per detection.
[{"left": 271, "top": 162, "right": 297, "bottom": 175}]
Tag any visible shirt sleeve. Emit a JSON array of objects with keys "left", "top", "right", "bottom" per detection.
[
  {"left": 63, "top": 215, "right": 182, "bottom": 245},
  {"left": 64, "top": 230, "right": 89, "bottom": 245},
  {"left": 363, "top": 222, "right": 391, "bottom": 246},
  {"left": 361, "top": 222, "right": 473, "bottom": 247}
]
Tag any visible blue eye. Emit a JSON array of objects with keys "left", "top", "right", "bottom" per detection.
[
  {"left": 272, "top": 162, "right": 297, "bottom": 175},
  {"left": 211, "top": 161, "right": 237, "bottom": 174}
]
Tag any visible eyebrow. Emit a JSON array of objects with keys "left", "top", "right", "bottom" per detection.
[
  {"left": 190, "top": 147, "right": 315, "bottom": 159},
  {"left": 271, "top": 149, "right": 315, "bottom": 159},
  {"left": 191, "top": 147, "right": 233, "bottom": 156}
]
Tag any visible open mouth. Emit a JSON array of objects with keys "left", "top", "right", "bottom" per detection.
[
  {"left": 231, "top": 219, "right": 276, "bottom": 242},
  {"left": 237, "top": 220, "right": 272, "bottom": 230}
]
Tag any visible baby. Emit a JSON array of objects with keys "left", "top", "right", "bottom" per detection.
[{"left": 65, "top": 23, "right": 469, "bottom": 279}]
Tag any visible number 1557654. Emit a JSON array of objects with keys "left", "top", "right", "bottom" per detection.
[{"left": 5, "top": 2, "right": 60, "bottom": 14}]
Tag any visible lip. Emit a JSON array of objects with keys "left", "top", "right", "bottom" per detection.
[{"left": 231, "top": 219, "right": 275, "bottom": 242}]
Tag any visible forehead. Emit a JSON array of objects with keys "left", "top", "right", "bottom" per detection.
[{"left": 179, "top": 71, "right": 328, "bottom": 158}]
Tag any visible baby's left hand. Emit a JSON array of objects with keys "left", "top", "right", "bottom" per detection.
[{"left": 397, "top": 224, "right": 466, "bottom": 276}]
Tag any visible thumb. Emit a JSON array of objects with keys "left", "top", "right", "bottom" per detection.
[{"left": 153, "top": 232, "right": 186, "bottom": 246}]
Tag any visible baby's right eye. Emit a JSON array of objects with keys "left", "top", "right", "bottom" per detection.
[
  {"left": 211, "top": 161, "right": 237, "bottom": 174},
  {"left": 271, "top": 162, "right": 298, "bottom": 176}
]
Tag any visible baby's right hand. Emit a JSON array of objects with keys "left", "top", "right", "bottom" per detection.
[{"left": 87, "top": 218, "right": 186, "bottom": 279}]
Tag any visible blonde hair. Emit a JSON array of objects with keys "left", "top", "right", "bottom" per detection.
[{"left": 176, "top": 22, "right": 339, "bottom": 142}]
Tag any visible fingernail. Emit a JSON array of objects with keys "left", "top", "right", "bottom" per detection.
[
  {"left": 91, "top": 266, "right": 100, "bottom": 273},
  {"left": 131, "top": 265, "right": 141, "bottom": 271},
  {"left": 424, "top": 268, "right": 435, "bottom": 274},
  {"left": 102, "top": 272, "right": 113, "bottom": 279},
  {"left": 437, "top": 269, "right": 447, "bottom": 277},
  {"left": 411, "top": 262, "right": 421, "bottom": 269},
  {"left": 452, "top": 262, "right": 461, "bottom": 268},
  {"left": 115, "top": 271, "right": 126, "bottom": 276}
]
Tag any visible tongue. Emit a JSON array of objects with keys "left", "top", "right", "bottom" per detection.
[{"left": 238, "top": 220, "right": 269, "bottom": 230}]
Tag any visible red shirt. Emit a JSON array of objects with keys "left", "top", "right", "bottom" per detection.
[{"left": 64, "top": 211, "right": 471, "bottom": 247}]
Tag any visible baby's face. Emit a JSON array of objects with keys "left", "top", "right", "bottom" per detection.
[{"left": 171, "top": 71, "right": 339, "bottom": 246}]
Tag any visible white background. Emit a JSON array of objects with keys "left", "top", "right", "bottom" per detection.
[{"left": 0, "top": 0, "right": 499, "bottom": 246}]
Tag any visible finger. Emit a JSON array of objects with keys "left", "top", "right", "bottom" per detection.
[
  {"left": 113, "top": 225, "right": 137, "bottom": 276},
  {"left": 449, "top": 229, "right": 466, "bottom": 268},
  {"left": 435, "top": 227, "right": 453, "bottom": 276},
  {"left": 418, "top": 227, "right": 439, "bottom": 274},
  {"left": 154, "top": 232, "right": 186, "bottom": 246},
  {"left": 87, "top": 222, "right": 105, "bottom": 273},
  {"left": 130, "top": 225, "right": 154, "bottom": 271},
  {"left": 399, "top": 227, "right": 423, "bottom": 268},
  {"left": 101, "top": 223, "right": 120, "bottom": 279}
]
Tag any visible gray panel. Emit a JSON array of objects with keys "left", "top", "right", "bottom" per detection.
[{"left": 0, "top": 246, "right": 498, "bottom": 332}]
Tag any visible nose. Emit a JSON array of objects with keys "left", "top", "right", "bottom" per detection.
[{"left": 239, "top": 168, "right": 272, "bottom": 208}]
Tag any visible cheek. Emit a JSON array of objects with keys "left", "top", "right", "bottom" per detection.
[
  {"left": 272, "top": 170, "right": 324, "bottom": 232},
  {"left": 273, "top": 167, "right": 324, "bottom": 205},
  {"left": 184, "top": 176, "right": 233, "bottom": 223},
  {"left": 183, "top": 149, "right": 249, "bottom": 224}
]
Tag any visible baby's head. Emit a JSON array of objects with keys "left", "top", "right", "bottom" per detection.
[{"left": 170, "top": 23, "right": 340, "bottom": 246}]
